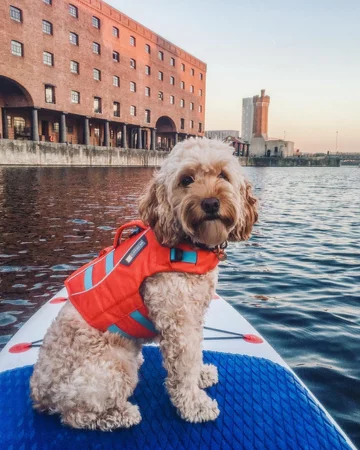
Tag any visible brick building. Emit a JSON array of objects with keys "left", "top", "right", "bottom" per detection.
[
  {"left": 0, "top": 0, "right": 206, "bottom": 150},
  {"left": 252, "top": 89, "right": 270, "bottom": 140}
]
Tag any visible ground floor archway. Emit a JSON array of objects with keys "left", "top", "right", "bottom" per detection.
[
  {"left": 0, "top": 76, "right": 34, "bottom": 140},
  {"left": 155, "top": 116, "right": 178, "bottom": 151}
]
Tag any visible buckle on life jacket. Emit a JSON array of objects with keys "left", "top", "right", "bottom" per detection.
[
  {"left": 129, "top": 227, "right": 142, "bottom": 238},
  {"left": 170, "top": 248, "right": 197, "bottom": 264}
]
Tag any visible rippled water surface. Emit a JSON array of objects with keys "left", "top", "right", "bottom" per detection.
[{"left": 0, "top": 166, "right": 359, "bottom": 445}]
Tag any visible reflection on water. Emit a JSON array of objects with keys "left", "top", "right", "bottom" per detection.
[{"left": 0, "top": 166, "right": 359, "bottom": 445}]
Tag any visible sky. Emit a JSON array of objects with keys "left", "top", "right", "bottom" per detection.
[{"left": 109, "top": 0, "right": 360, "bottom": 153}]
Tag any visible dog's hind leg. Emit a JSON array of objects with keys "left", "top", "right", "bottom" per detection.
[{"left": 57, "top": 343, "right": 142, "bottom": 430}]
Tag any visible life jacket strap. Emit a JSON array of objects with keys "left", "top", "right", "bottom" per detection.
[{"left": 170, "top": 248, "right": 197, "bottom": 264}]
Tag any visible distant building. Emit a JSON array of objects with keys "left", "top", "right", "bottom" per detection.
[
  {"left": 241, "top": 98, "right": 253, "bottom": 142},
  {"left": 223, "top": 136, "right": 250, "bottom": 157},
  {"left": 249, "top": 89, "right": 294, "bottom": 157},
  {"left": 205, "top": 130, "right": 239, "bottom": 141},
  {"left": 266, "top": 139, "right": 294, "bottom": 158},
  {"left": 252, "top": 89, "right": 270, "bottom": 140},
  {"left": 250, "top": 135, "right": 294, "bottom": 158},
  {"left": 250, "top": 135, "right": 267, "bottom": 157},
  {"left": 250, "top": 89, "right": 270, "bottom": 156}
]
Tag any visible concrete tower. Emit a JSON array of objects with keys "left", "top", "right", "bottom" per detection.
[
  {"left": 252, "top": 89, "right": 270, "bottom": 139},
  {"left": 241, "top": 97, "right": 254, "bottom": 142}
]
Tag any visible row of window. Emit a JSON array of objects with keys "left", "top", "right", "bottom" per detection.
[
  {"left": 70, "top": 36, "right": 203, "bottom": 86},
  {"left": 45, "top": 118, "right": 202, "bottom": 137},
  {"left": 11, "top": 40, "right": 203, "bottom": 98},
  {"left": 92, "top": 66, "right": 202, "bottom": 95},
  {"left": 94, "top": 71, "right": 202, "bottom": 110},
  {"left": 11, "top": 3, "right": 100, "bottom": 28},
  {"left": 10, "top": 4, "right": 204, "bottom": 80},
  {"left": 9, "top": 41, "right": 203, "bottom": 108},
  {"left": 52, "top": 122, "right": 74, "bottom": 133},
  {"left": 5, "top": 116, "right": 81, "bottom": 135},
  {"left": 50, "top": 83, "right": 201, "bottom": 112},
  {"left": 44, "top": 85, "right": 202, "bottom": 131},
  {"left": 132, "top": 85, "right": 202, "bottom": 110}
]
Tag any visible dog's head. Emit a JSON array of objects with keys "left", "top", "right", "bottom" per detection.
[{"left": 139, "top": 138, "right": 258, "bottom": 248}]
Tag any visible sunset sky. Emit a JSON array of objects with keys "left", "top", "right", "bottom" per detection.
[{"left": 109, "top": 0, "right": 359, "bottom": 153}]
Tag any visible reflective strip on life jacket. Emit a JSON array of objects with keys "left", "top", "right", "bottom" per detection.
[
  {"left": 82, "top": 249, "right": 115, "bottom": 292},
  {"left": 108, "top": 324, "right": 134, "bottom": 339},
  {"left": 84, "top": 266, "right": 93, "bottom": 290},
  {"left": 108, "top": 309, "right": 157, "bottom": 339},
  {"left": 105, "top": 250, "right": 115, "bottom": 275}
]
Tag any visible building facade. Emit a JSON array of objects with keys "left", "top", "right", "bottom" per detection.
[
  {"left": 265, "top": 139, "right": 294, "bottom": 158},
  {"left": 250, "top": 136, "right": 294, "bottom": 157},
  {"left": 252, "top": 89, "right": 270, "bottom": 140},
  {"left": 205, "top": 130, "right": 239, "bottom": 141},
  {"left": 241, "top": 97, "right": 253, "bottom": 143},
  {"left": 0, "top": 0, "right": 206, "bottom": 150}
]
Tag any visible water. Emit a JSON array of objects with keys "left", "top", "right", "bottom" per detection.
[{"left": 0, "top": 166, "right": 359, "bottom": 445}]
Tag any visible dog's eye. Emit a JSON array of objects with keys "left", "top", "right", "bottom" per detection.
[
  {"left": 180, "top": 176, "right": 195, "bottom": 187},
  {"left": 218, "top": 172, "right": 229, "bottom": 181}
]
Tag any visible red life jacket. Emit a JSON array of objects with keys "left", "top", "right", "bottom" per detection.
[{"left": 65, "top": 220, "right": 219, "bottom": 339}]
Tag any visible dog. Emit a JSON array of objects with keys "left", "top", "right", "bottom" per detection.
[{"left": 30, "top": 137, "right": 258, "bottom": 431}]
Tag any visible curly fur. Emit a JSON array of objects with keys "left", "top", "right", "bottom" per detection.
[{"left": 30, "top": 138, "right": 257, "bottom": 430}]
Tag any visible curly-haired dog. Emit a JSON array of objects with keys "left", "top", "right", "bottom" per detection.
[{"left": 30, "top": 138, "right": 258, "bottom": 431}]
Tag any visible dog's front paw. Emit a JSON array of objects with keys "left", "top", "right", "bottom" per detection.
[
  {"left": 199, "top": 364, "right": 218, "bottom": 389},
  {"left": 177, "top": 390, "right": 220, "bottom": 423},
  {"left": 118, "top": 403, "right": 142, "bottom": 428}
]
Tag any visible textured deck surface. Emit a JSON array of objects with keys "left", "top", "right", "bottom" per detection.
[{"left": 0, "top": 347, "right": 351, "bottom": 450}]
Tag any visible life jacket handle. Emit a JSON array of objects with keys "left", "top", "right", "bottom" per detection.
[{"left": 113, "top": 220, "right": 148, "bottom": 249}]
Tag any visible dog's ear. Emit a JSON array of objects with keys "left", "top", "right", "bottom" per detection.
[
  {"left": 139, "top": 177, "right": 183, "bottom": 247},
  {"left": 228, "top": 181, "right": 258, "bottom": 241},
  {"left": 139, "top": 177, "right": 159, "bottom": 229}
]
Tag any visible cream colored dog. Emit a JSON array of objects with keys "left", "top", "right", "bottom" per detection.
[{"left": 30, "top": 138, "right": 257, "bottom": 431}]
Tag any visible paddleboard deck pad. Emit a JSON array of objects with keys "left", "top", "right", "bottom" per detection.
[{"left": 0, "top": 290, "right": 355, "bottom": 449}]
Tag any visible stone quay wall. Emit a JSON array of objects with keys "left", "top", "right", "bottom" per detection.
[
  {"left": 243, "top": 156, "right": 341, "bottom": 167},
  {"left": 0, "top": 140, "right": 168, "bottom": 167}
]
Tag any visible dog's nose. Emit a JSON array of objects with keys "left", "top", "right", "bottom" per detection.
[{"left": 201, "top": 197, "right": 220, "bottom": 214}]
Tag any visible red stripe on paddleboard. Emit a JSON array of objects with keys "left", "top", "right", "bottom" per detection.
[
  {"left": 50, "top": 297, "right": 67, "bottom": 304},
  {"left": 243, "top": 334, "right": 263, "bottom": 344},
  {"left": 9, "top": 342, "right": 32, "bottom": 353}
]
